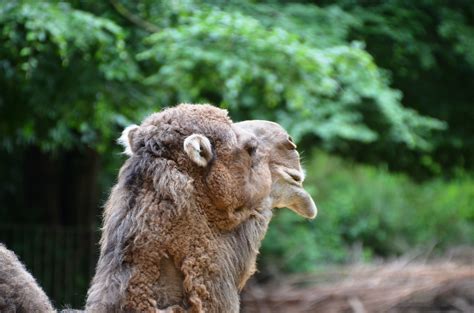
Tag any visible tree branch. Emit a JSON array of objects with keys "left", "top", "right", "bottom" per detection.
[{"left": 109, "top": 0, "right": 160, "bottom": 33}]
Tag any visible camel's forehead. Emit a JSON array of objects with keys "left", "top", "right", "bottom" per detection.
[
  {"left": 234, "top": 120, "right": 289, "bottom": 144},
  {"left": 234, "top": 120, "right": 301, "bottom": 168}
]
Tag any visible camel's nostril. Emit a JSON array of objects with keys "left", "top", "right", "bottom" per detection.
[{"left": 280, "top": 168, "right": 304, "bottom": 185}]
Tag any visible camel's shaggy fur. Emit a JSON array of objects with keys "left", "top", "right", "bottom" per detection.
[
  {"left": 86, "top": 104, "right": 275, "bottom": 313},
  {"left": 153, "top": 120, "right": 317, "bottom": 312},
  {"left": 0, "top": 243, "right": 55, "bottom": 313}
]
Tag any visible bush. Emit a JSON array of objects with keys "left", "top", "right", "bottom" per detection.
[{"left": 260, "top": 151, "right": 474, "bottom": 274}]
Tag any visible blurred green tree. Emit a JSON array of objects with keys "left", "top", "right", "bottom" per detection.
[
  {"left": 1, "top": 0, "right": 446, "bottom": 157},
  {"left": 314, "top": 0, "right": 474, "bottom": 177}
]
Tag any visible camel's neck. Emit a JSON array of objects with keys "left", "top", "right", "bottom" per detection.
[
  {"left": 154, "top": 208, "right": 273, "bottom": 311},
  {"left": 223, "top": 208, "right": 272, "bottom": 289}
]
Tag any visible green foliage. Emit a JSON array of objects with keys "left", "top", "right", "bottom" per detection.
[
  {"left": 0, "top": 0, "right": 446, "bottom": 157},
  {"left": 230, "top": 3, "right": 359, "bottom": 48},
  {"left": 138, "top": 1, "right": 444, "bottom": 150},
  {"left": 0, "top": 0, "right": 141, "bottom": 152},
  {"left": 261, "top": 151, "right": 474, "bottom": 273},
  {"left": 335, "top": 0, "right": 474, "bottom": 175},
  {"left": 224, "top": 0, "right": 474, "bottom": 175}
]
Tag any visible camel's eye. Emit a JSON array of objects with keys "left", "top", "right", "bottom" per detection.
[
  {"left": 245, "top": 140, "right": 258, "bottom": 156},
  {"left": 286, "top": 136, "right": 297, "bottom": 150},
  {"left": 148, "top": 140, "right": 163, "bottom": 156}
]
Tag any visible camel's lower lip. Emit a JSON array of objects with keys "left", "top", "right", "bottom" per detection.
[
  {"left": 289, "top": 189, "right": 318, "bottom": 219},
  {"left": 290, "top": 201, "right": 317, "bottom": 219}
]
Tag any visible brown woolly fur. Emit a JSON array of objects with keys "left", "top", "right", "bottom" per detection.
[
  {"left": 0, "top": 113, "right": 315, "bottom": 313},
  {"left": 86, "top": 104, "right": 275, "bottom": 313},
  {"left": 153, "top": 120, "right": 316, "bottom": 312},
  {"left": 0, "top": 243, "right": 55, "bottom": 313}
]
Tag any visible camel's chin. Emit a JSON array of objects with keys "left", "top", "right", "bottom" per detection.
[{"left": 272, "top": 183, "right": 318, "bottom": 219}]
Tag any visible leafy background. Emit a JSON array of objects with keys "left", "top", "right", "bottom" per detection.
[{"left": 1, "top": 0, "right": 473, "bottom": 307}]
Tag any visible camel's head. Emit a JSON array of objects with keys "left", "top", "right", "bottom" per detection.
[
  {"left": 234, "top": 120, "right": 317, "bottom": 219},
  {"left": 118, "top": 104, "right": 272, "bottom": 229}
]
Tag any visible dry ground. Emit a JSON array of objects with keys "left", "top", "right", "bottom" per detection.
[{"left": 241, "top": 257, "right": 474, "bottom": 313}]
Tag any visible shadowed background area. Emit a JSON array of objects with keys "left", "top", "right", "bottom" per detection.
[{"left": 0, "top": 0, "right": 473, "bottom": 310}]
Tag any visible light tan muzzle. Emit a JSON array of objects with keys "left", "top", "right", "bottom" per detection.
[{"left": 234, "top": 120, "right": 317, "bottom": 219}]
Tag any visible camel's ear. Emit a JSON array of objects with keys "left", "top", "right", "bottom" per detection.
[
  {"left": 118, "top": 124, "right": 139, "bottom": 156},
  {"left": 184, "top": 134, "right": 213, "bottom": 167}
]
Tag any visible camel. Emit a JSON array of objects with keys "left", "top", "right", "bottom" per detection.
[
  {"left": 0, "top": 243, "right": 55, "bottom": 313},
  {"left": 86, "top": 105, "right": 316, "bottom": 312},
  {"left": 86, "top": 104, "right": 276, "bottom": 312}
]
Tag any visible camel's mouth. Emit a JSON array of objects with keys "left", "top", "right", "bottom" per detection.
[
  {"left": 275, "top": 168, "right": 317, "bottom": 219},
  {"left": 280, "top": 168, "right": 304, "bottom": 186}
]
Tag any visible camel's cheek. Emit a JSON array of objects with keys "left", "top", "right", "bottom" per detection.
[
  {"left": 244, "top": 164, "right": 272, "bottom": 209},
  {"left": 205, "top": 163, "right": 242, "bottom": 209}
]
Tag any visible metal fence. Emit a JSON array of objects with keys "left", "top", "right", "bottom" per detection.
[{"left": 0, "top": 224, "right": 99, "bottom": 309}]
